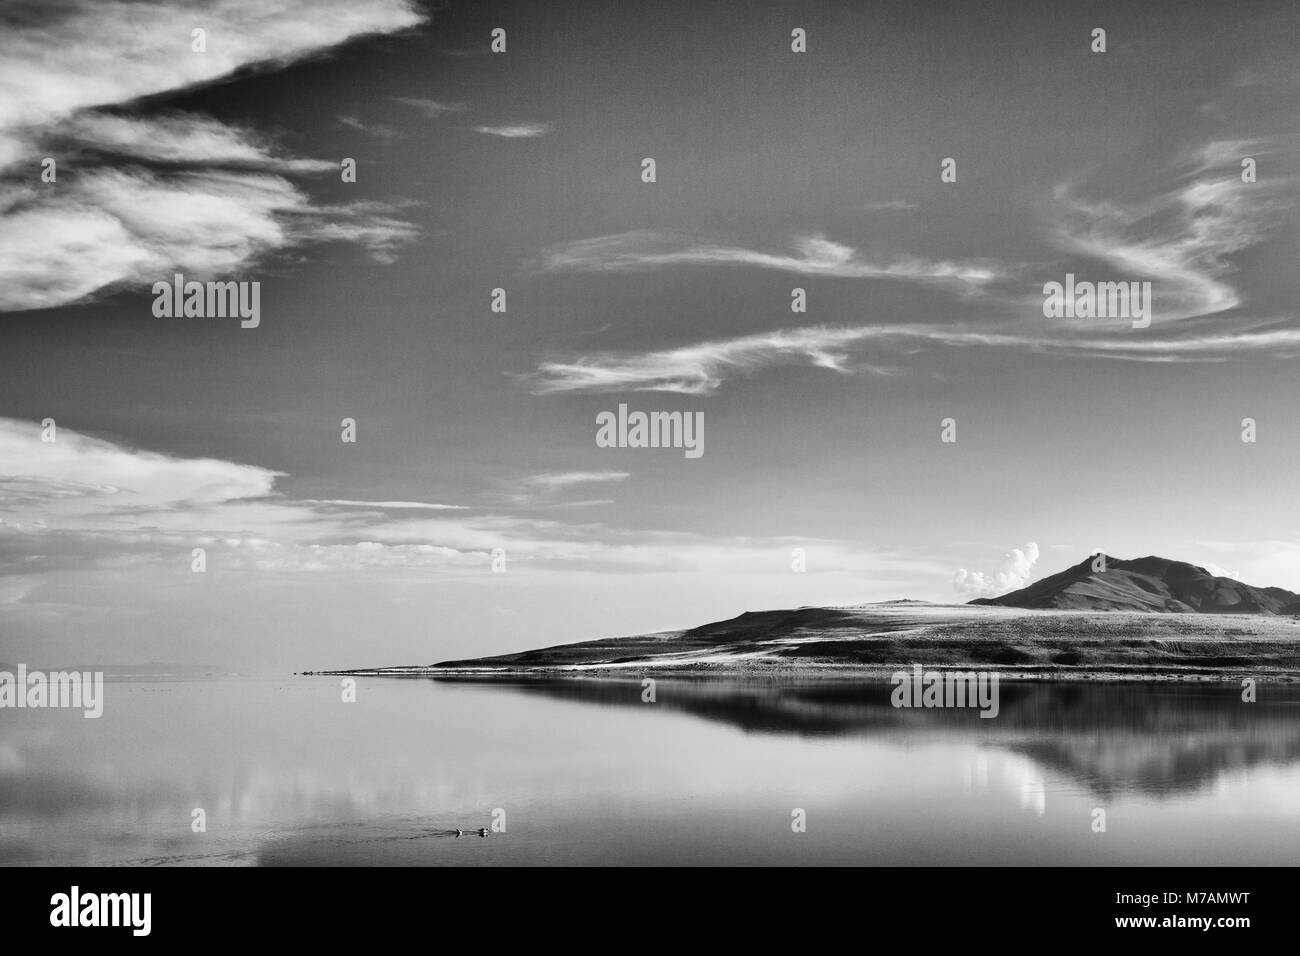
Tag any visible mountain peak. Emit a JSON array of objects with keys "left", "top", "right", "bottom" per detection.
[{"left": 970, "top": 554, "right": 1300, "bottom": 615}]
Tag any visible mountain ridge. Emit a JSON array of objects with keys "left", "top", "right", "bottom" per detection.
[{"left": 970, "top": 553, "right": 1300, "bottom": 615}]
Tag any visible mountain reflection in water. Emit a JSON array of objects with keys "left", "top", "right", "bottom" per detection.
[{"left": 433, "top": 676, "right": 1300, "bottom": 798}]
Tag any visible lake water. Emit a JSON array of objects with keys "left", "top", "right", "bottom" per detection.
[{"left": 2, "top": 675, "right": 1299, "bottom": 865}]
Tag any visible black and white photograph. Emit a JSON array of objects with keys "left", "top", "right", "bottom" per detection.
[{"left": 0, "top": 0, "right": 1295, "bottom": 936}]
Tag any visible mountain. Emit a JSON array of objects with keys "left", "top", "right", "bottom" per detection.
[
  {"left": 971, "top": 554, "right": 1300, "bottom": 614},
  {"left": 316, "top": 553, "right": 1300, "bottom": 678}
]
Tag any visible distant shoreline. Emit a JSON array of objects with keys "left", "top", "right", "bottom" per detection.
[
  {"left": 304, "top": 666, "right": 1300, "bottom": 683},
  {"left": 306, "top": 604, "right": 1300, "bottom": 683}
]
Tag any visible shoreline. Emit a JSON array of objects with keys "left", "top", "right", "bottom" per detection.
[
  {"left": 305, "top": 605, "right": 1300, "bottom": 683},
  {"left": 302, "top": 664, "right": 1300, "bottom": 683}
]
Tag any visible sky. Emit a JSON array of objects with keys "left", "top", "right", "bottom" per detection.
[{"left": 1, "top": 0, "right": 1298, "bottom": 671}]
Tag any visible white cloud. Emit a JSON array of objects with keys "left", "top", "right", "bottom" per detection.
[
  {"left": 1049, "top": 141, "right": 1293, "bottom": 323},
  {"left": 543, "top": 230, "right": 1001, "bottom": 289},
  {"left": 472, "top": 122, "right": 553, "bottom": 138},
  {"left": 522, "top": 325, "right": 907, "bottom": 395},
  {"left": 0, "top": 0, "right": 423, "bottom": 135},
  {"left": 337, "top": 115, "right": 399, "bottom": 139},
  {"left": 0, "top": 419, "right": 280, "bottom": 508},
  {"left": 392, "top": 97, "right": 467, "bottom": 117},
  {"left": 523, "top": 471, "right": 629, "bottom": 489},
  {"left": 860, "top": 200, "right": 916, "bottom": 211},
  {"left": 0, "top": 0, "right": 425, "bottom": 313},
  {"left": 57, "top": 113, "right": 335, "bottom": 170},
  {"left": 1200, "top": 562, "right": 1240, "bottom": 580},
  {"left": 306, "top": 500, "right": 466, "bottom": 510},
  {"left": 1188, "top": 540, "right": 1300, "bottom": 591},
  {"left": 522, "top": 317, "right": 1300, "bottom": 395},
  {"left": 952, "top": 542, "right": 1040, "bottom": 598},
  {"left": 490, "top": 471, "right": 630, "bottom": 508},
  {"left": 0, "top": 170, "right": 418, "bottom": 310}
]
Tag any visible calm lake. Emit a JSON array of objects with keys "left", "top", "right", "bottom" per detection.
[{"left": 3, "top": 676, "right": 1299, "bottom": 865}]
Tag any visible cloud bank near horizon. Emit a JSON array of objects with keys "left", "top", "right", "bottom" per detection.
[
  {"left": 0, "top": 419, "right": 937, "bottom": 602},
  {"left": 953, "top": 542, "right": 1041, "bottom": 598}
]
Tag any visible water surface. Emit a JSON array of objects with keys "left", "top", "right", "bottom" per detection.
[{"left": 2, "top": 676, "right": 1298, "bottom": 865}]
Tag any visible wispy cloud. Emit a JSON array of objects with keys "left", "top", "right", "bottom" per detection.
[
  {"left": 523, "top": 471, "right": 630, "bottom": 490},
  {"left": 338, "top": 115, "right": 399, "bottom": 139},
  {"left": 0, "top": 170, "right": 420, "bottom": 309},
  {"left": 860, "top": 200, "right": 916, "bottom": 211},
  {"left": 305, "top": 500, "right": 466, "bottom": 511},
  {"left": 1049, "top": 139, "right": 1294, "bottom": 323},
  {"left": 522, "top": 318, "right": 1300, "bottom": 395},
  {"left": 489, "top": 471, "right": 630, "bottom": 508},
  {"left": 0, "top": 0, "right": 424, "bottom": 138},
  {"left": 60, "top": 113, "right": 337, "bottom": 171},
  {"left": 542, "top": 231, "right": 1001, "bottom": 290},
  {"left": 522, "top": 326, "right": 907, "bottom": 395},
  {"left": 472, "top": 122, "right": 554, "bottom": 138},
  {"left": 526, "top": 130, "right": 1296, "bottom": 395},
  {"left": 0, "top": 0, "right": 425, "bottom": 313},
  {"left": 392, "top": 97, "right": 467, "bottom": 118}
]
